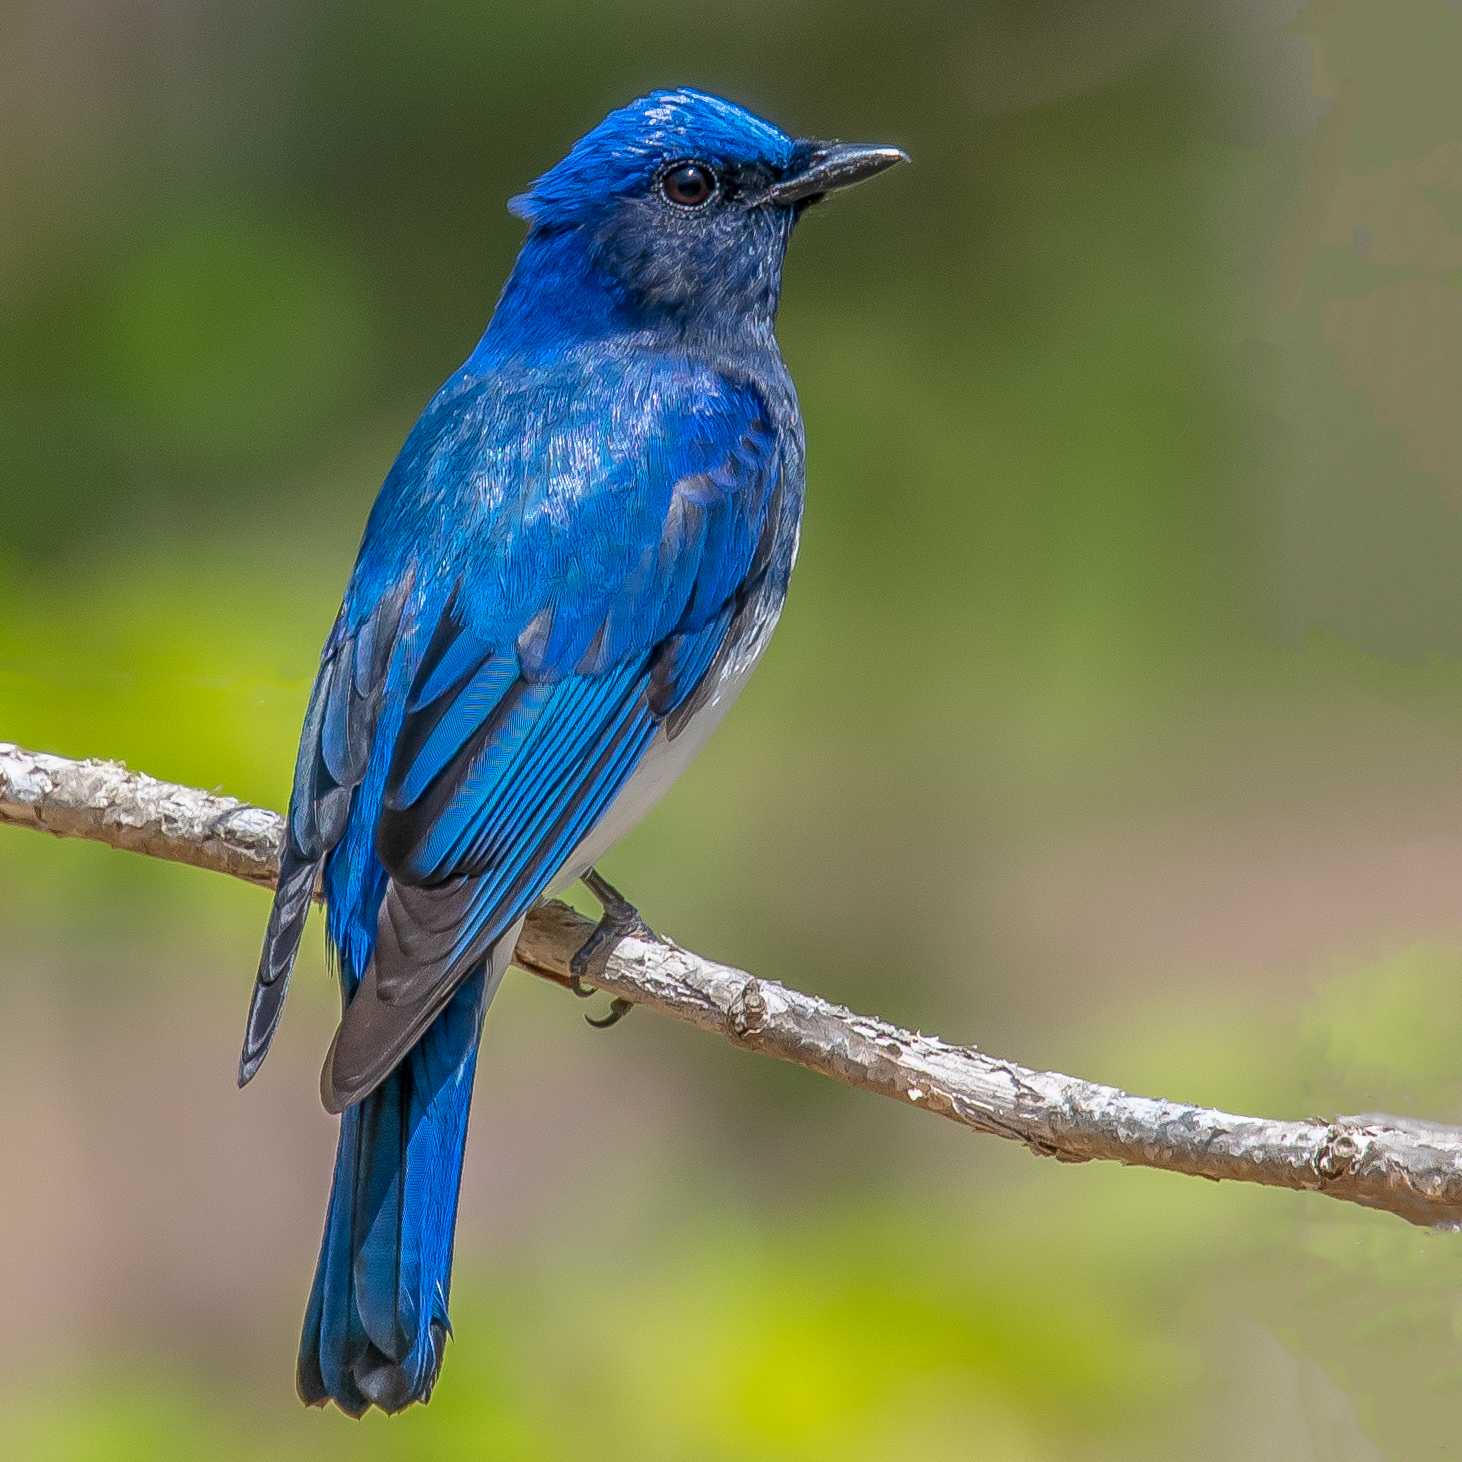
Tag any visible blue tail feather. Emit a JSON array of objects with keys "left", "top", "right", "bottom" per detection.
[{"left": 298, "top": 962, "right": 494, "bottom": 1415}]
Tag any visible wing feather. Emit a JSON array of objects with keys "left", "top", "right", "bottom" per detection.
[
  {"left": 238, "top": 577, "right": 410, "bottom": 1085},
  {"left": 248, "top": 357, "right": 794, "bottom": 1105}
]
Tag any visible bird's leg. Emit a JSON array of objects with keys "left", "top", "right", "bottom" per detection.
[
  {"left": 572, "top": 868, "right": 656, "bottom": 981},
  {"left": 570, "top": 867, "right": 655, "bottom": 1028}
]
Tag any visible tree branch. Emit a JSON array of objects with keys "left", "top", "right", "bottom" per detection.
[{"left": 5, "top": 739, "right": 1462, "bottom": 1231}]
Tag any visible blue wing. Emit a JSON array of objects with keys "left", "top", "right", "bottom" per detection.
[
  {"left": 238, "top": 578, "right": 410, "bottom": 1085},
  {"left": 240, "top": 354, "right": 794, "bottom": 1102}
]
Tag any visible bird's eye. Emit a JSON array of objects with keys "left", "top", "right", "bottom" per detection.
[{"left": 662, "top": 163, "right": 715, "bottom": 207}]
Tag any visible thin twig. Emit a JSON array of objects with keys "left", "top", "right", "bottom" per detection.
[{"left": 5, "top": 739, "right": 1462, "bottom": 1231}]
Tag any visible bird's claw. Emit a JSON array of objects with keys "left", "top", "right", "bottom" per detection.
[
  {"left": 570, "top": 868, "right": 655, "bottom": 1029},
  {"left": 585, "top": 997, "right": 634, "bottom": 1029}
]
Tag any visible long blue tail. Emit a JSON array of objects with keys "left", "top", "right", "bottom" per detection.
[{"left": 297, "top": 963, "right": 492, "bottom": 1415}]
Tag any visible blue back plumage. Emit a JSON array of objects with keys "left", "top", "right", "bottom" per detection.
[{"left": 238, "top": 86, "right": 900, "bottom": 1416}]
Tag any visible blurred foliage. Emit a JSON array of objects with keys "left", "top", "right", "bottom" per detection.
[
  {"left": 95, "top": 216, "right": 373, "bottom": 463},
  {"left": 4, "top": 0, "right": 1462, "bottom": 1457},
  {"left": 1301, "top": 944, "right": 1462, "bottom": 1119}
]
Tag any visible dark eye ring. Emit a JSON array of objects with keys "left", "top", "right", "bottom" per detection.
[{"left": 662, "top": 163, "right": 716, "bottom": 207}]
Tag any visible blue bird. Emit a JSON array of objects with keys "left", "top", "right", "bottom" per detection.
[{"left": 237, "top": 88, "right": 905, "bottom": 1415}]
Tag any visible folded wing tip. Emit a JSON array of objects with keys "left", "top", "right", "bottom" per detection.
[{"left": 319, "top": 1026, "right": 355, "bottom": 1115}]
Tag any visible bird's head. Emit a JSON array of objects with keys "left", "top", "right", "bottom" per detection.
[{"left": 490, "top": 89, "right": 906, "bottom": 346}]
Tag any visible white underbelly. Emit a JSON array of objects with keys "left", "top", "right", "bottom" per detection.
[{"left": 547, "top": 597, "right": 782, "bottom": 894}]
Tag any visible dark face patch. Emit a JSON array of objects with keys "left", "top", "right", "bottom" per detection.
[{"left": 589, "top": 156, "right": 792, "bottom": 327}]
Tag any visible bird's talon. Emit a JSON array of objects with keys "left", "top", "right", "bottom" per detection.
[{"left": 586, "top": 997, "right": 633, "bottom": 1029}]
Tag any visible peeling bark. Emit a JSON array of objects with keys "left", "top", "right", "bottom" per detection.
[{"left": 5, "top": 740, "right": 1462, "bottom": 1231}]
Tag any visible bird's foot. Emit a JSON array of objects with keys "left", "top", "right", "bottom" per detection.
[
  {"left": 571, "top": 868, "right": 657, "bottom": 978},
  {"left": 570, "top": 868, "right": 655, "bottom": 1028}
]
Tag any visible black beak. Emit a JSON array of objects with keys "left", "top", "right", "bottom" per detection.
[{"left": 763, "top": 141, "right": 909, "bottom": 206}]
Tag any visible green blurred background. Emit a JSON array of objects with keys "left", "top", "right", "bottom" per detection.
[{"left": 3, "top": 0, "right": 1462, "bottom": 1456}]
